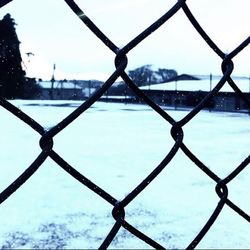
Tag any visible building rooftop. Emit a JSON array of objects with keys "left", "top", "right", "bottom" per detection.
[
  {"left": 38, "top": 81, "right": 82, "bottom": 89},
  {"left": 141, "top": 77, "right": 249, "bottom": 93}
]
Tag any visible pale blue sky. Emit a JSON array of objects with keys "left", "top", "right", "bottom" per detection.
[{"left": 0, "top": 0, "right": 249, "bottom": 80}]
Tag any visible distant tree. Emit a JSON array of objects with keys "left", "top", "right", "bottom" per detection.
[
  {"left": 0, "top": 14, "right": 40, "bottom": 99},
  {"left": 156, "top": 68, "right": 178, "bottom": 83},
  {"left": 22, "top": 77, "right": 41, "bottom": 99},
  {"left": 128, "top": 65, "right": 157, "bottom": 86},
  {"left": 128, "top": 65, "right": 178, "bottom": 86}
]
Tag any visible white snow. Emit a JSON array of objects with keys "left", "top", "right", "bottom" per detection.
[{"left": 0, "top": 100, "right": 249, "bottom": 249}]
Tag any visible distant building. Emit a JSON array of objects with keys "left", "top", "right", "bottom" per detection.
[
  {"left": 38, "top": 80, "right": 84, "bottom": 100},
  {"left": 140, "top": 75, "right": 250, "bottom": 113},
  {"left": 36, "top": 76, "right": 250, "bottom": 113}
]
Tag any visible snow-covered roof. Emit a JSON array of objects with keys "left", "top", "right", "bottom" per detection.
[
  {"left": 140, "top": 78, "right": 250, "bottom": 93},
  {"left": 38, "top": 81, "right": 82, "bottom": 89}
]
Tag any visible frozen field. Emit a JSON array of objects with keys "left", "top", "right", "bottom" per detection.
[{"left": 0, "top": 100, "right": 249, "bottom": 249}]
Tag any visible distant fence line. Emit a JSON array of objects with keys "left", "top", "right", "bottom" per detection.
[
  {"left": 38, "top": 75, "right": 250, "bottom": 113},
  {"left": 0, "top": 0, "right": 249, "bottom": 249}
]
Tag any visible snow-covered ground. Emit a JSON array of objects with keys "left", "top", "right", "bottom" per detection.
[{"left": 0, "top": 100, "right": 249, "bottom": 249}]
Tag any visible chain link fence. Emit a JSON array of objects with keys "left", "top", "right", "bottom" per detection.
[{"left": 0, "top": 0, "right": 249, "bottom": 249}]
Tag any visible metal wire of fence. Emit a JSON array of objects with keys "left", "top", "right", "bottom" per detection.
[{"left": 0, "top": 0, "right": 249, "bottom": 249}]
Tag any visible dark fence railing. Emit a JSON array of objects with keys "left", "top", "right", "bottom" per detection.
[{"left": 0, "top": 0, "right": 249, "bottom": 249}]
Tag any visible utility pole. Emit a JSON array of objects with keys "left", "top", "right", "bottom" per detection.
[
  {"left": 210, "top": 73, "right": 212, "bottom": 92},
  {"left": 88, "top": 80, "right": 91, "bottom": 97},
  {"left": 249, "top": 75, "right": 250, "bottom": 116},
  {"left": 50, "top": 63, "right": 56, "bottom": 100},
  {"left": 249, "top": 75, "right": 250, "bottom": 93}
]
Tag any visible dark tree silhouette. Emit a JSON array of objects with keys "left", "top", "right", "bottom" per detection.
[
  {"left": 0, "top": 14, "right": 40, "bottom": 99},
  {"left": 128, "top": 65, "right": 178, "bottom": 86},
  {"left": 128, "top": 65, "right": 157, "bottom": 86},
  {"left": 156, "top": 68, "right": 177, "bottom": 82}
]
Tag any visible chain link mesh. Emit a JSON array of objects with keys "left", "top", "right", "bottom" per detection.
[{"left": 0, "top": 0, "right": 249, "bottom": 249}]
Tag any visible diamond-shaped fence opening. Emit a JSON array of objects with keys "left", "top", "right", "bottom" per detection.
[{"left": 0, "top": 0, "right": 249, "bottom": 249}]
